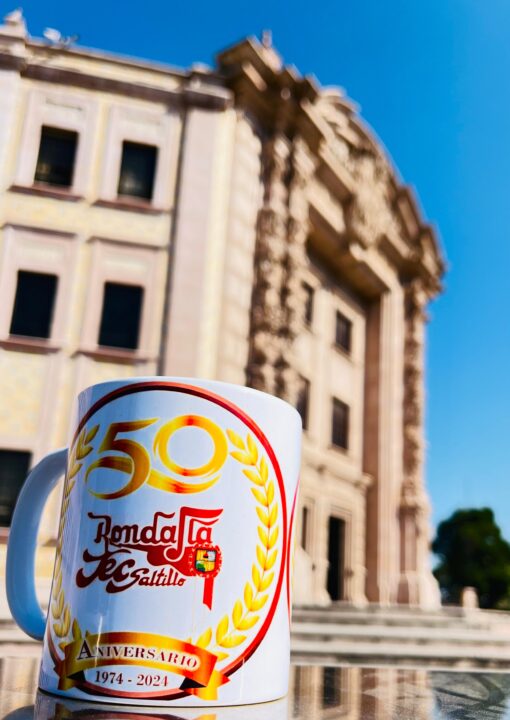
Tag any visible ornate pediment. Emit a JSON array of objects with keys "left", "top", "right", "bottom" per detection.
[
  {"left": 312, "top": 89, "right": 444, "bottom": 294},
  {"left": 344, "top": 155, "right": 401, "bottom": 250},
  {"left": 219, "top": 37, "right": 444, "bottom": 297}
]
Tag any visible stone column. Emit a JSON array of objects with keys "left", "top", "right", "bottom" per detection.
[
  {"left": 0, "top": 14, "right": 26, "bottom": 193},
  {"left": 352, "top": 481, "right": 369, "bottom": 606},
  {"left": 163, "top": 108, "right": 235, "bottom": 378},
  {"left": 342, "top": 516, "right": 355, "bottom": 603},
  {"left": 313, "top": 488, "right": 333, "bottom": 606},
  {"left": 397, "top": 279, "right": 441, "bottom": 607},
  {"left": 364, "top": 288, "right": 403, "bottom": 605}
]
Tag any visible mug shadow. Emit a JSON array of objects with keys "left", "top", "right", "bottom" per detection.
[{"left": 2, "top": 691, "right": 289, "bottom": 720}]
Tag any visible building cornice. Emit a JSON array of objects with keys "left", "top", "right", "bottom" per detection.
[
  {"left": 0, "top": 35, "right": 232, "bottom": 111},
  {"left": 19, "top": 61, "right": 232, "bottom": 110},
  {"left": 25, "top": 39, "right": 189, "bottom": 78}
]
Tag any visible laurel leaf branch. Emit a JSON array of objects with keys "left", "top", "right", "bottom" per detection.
[
  {"left": 67, "top": 425, "right": 99, "bottom": 481},
  {"left": 193, "top": 430, "right": 279, "bottom": 660},
  {"left": 51, "top": 426, "right": 97, "bottom": 646}
]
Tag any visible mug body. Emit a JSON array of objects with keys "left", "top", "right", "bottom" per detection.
[{"left": 39, "top": 378, "right": 301, "bottom": 706}]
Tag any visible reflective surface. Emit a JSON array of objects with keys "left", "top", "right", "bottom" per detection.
[{"left": 1, "top": 658, "right": 510, "bottom": 719}]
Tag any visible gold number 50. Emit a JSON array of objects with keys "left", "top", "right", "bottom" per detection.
[{"left": 85, "top": 415, "right": 228, "bottom": 499}]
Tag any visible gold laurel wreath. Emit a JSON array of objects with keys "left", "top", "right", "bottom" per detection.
[
  {"left": 50, "top": 424, "right": 280, "bottom": 670},
  {"left": 50, "top": 425, "right": 98, "bottom": 645},
  {"left": 190, "top": 430, "right": 279, "bottom": 661}
]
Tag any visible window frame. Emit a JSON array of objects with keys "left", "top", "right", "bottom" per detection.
[
  {"left": 79, "top": 238, "right": 163, "bottom": 360},
  {"left": 0, "top": 225, "right": 77, "bottom": 349},
  {"left": 14, "top": 88, "right": 98, "bottom": 197},
  {"left": 300, "top": 505, "right": 310, "bottom": 551},
  {"left": 117, "top": 140, "right": 158, "bottom": 202},
  {"left": 98, "top": 105, "right": 177, "bottom": 209},
  {"left": 34, "top": 125, "right": 79, "bottom": 190},
  {"left": 334, "top": 309, "right": 353, "bottom": 355},
  {"left": 331, "top": 396, "right": 350, "bottom": 451}
]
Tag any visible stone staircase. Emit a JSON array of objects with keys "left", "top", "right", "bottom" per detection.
[
  {"left": 0, "top": 581, "right": 49, "bottom": 656},
  {"left": 291, "top": 604, "right": 510, "bottom": 670},
  {"left": 0, "top": 620, "right": 41, "bottom": 658},
  {"left": 1, "top": 601, "right": 510, "bottom": 668}
]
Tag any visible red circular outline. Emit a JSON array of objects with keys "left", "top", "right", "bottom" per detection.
[
  {"left": 66, "top": 381, "right": 288, "bottom": 700},
  {"left": 286, "top": 482, "right": 299, "bottom": 623}
]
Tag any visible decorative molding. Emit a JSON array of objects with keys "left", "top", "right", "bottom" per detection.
[
  {"left": 0, "top": 337, "right": 61, "bottom": 354},
  {"left": 1, "top": 222, "right": 77, "bottom": 239},
  {"left": 87, "top": 235, "right": 167, "bottom": 251},
  {"left": 246, "top": 133, "right": 291, "bottom": 396},
  {"left": 218, "top": 38, "right": 444, "bottom": 293},
  {"left": 278, "top": 138, "right": 316, "bottom": 404},
  {"left": 9, "top": 184, "right": 83, "bottom": 202},
  {"left": 20, "top": 63, "right": 232, "bottom": 111},
  {"left": 246, "top": 133, "right": 316, "bottom": 405},
  {"left": 75, "top": 348, "right": 156, "bottom": 365},
  {"left": 93, "top": 198, "right": 167, "bottom": 215}
]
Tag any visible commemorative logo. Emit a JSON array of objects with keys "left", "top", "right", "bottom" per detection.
[{"left": 46, "top": 382, "right": 289, "bottom": 701}]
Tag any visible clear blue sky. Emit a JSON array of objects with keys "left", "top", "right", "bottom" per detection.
[{"left": 12, "top": 1, "right": 510, "bottom": 537}]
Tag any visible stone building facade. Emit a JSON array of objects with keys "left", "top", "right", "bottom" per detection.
[{"left": 0, "top": 11, "right": 444, "bottom": 607}]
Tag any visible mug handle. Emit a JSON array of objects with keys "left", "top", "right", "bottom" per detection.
[{"left": 6, "top": 448, "right": 68, "bottom": 640}]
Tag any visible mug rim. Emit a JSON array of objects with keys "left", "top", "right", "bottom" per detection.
[{"left": 78, "top": 376, "right": 302, "bottom": 423}]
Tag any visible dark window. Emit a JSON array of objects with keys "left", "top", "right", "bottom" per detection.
[
  {"left": 331, "top": 397, "right": 349, "bottom": 450},
  {"left": 303, "top": 282, "right": 314, "bottom": 326},
  {"left": 10, "top": 271, "right": 58, "bottom": 339},
  {"left": 117, "top": 141, "right": 157, "bottom": 201},
  {"left": 296, "top": 377, "right": 310, "bottom": 431},
  {"left": 335, "top": 310, "right": 352, "bottom": 353},
  {"left": 0, "top": 450, "right": 31, "bottom": 527},
  {"left": 326, "top": 516, "right": 346, "bottom": 602},
  {"left": 322, "top": 666, "right": 343, "bottom": 708},
  {"left": 300, "top": 506, "right": 309, "bottom": 550},
  {"left": 34, "top": 126, "right": 78, "bottom": 188},
  {"left": 98, "top": 282, "right": 144, "bottom": 350},
  {"left": 292, "top": 665, "right": 303, "bottom": 717}
]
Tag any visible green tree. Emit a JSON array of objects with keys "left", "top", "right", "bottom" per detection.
[{"left": 432, "top": 508, "right": 510, "bottom": 609}]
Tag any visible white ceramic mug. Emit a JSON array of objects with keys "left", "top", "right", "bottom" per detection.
[{"left": 6, "top": 378, "right": 301, "bottom": 706}]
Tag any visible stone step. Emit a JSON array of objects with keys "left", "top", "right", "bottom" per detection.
[
  {"left": 292, "top": 622, "right": 510, "bottom": 646},
  {"left": 292, "top": 607, "right": 510, "bottom": 631},
  {"left": 0, "top": 626, "right": 40, "bottom": 643},
  {"left": 291, "top": 605, "right": 510, "bottom": 669},
  {"left": 0, "top": 642, "right": 41, "bottom": 657},
  {"left": 291, "top": 638, "right": 510, "bottom": 670}
]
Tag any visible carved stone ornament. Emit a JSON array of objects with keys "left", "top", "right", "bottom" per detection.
[
  {"left": 402, "top": 279, "right": 428, "bottom": 505},
  {"left": 345, "top": 155, "right": 401, "bottom": 249},
  {"left": 317, "top": 95, "right": 412, "bottom": 255},
  {"left": 247, "top": 134, "right": 315, "bottom": 404}
]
